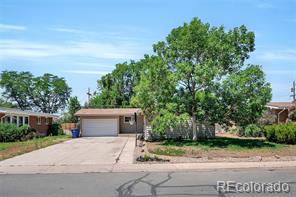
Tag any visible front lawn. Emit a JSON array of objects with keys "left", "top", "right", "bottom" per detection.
[
  {"left": 147, "top": 137, "right": 296, "bottom": 158},
  {"left": 0, "top": 135, "right": 70, "bottom": 161}
]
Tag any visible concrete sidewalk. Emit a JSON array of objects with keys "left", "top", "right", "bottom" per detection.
[{"left": 1, "top": 160, "right": 296, "bottom": 174}]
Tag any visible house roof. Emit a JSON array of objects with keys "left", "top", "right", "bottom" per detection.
[
  {"left": 267, "top": 102, "right": 296, "bottom": 109},
  {"left": 75, "top": 108, "right": 142, "bottom": 116},
  {"left": 0, "top": 107, "right": 59, "bottom": 118}
]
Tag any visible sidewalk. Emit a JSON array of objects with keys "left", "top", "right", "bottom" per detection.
[{"left": 1, "top": 160, "right": 296, "bottom": 174}]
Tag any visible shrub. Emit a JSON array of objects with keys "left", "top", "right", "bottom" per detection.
[
  {"left": 289, "top": 109, "right": 296, "bottom": 122},
  {"left": 228, "top": 126, "right": 241, "bottom": 135},
  {"left": 264, "top": 123, "right": 296, "bottom": 144},
  {"left": 47, "top": 123, "right": 64, "bottom": 136},
  {"left": 242, "top": 124, "right": 263, "bottom": 137},
  {"left": 0, "top": 123, "right": 31, "bottom": 142},
  {"left": 151, "top": 109, "right": 190, "bottom": 137}
]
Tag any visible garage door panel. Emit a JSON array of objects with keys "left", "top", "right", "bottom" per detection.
[{"left": 82, "top": 118, "right": 118, "bottom": 136}]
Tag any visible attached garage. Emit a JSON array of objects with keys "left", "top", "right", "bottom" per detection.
[
  {"left": 75, "top": 108, "right": 144, "bottom": 137},
  {"left": 82, "top": 118, "right": 118, "bottom": 137}
]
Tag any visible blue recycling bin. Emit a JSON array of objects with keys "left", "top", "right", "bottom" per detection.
[{"left": 71, "top": 128, "right": 80, "bottom": 138}]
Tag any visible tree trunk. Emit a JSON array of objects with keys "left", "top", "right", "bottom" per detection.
[{"left": 192, "top": 114, "right": 197, "bottom": 140}]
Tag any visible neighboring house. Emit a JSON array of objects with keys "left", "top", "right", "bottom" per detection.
[
  {"left": 0, "top": 107, "right": 58, "bottom": 135},
  {"left": 266, "top": 102, "right": 296, "bottom": 123},
  {"left": 75, "top": 108, "right": 144, "bottom": 137}
]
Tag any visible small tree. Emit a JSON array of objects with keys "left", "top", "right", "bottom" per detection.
[{"left": 67, "top": 96, "right": 81, "bottom": 123}]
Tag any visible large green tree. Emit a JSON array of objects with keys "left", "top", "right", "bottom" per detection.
[
  {"left": 133, "top": 18, "right": 271, "bottom": 139},
  {"left": 0, "top": 71, "right": 72, "bottom": 113},
  {"left": 0, "top": 71, "right": 33, "bottom": 110},
  {"left": 89, "top": 61, "right": 143, "bottom": 107},
  {"left": 131, "top": 55, "right": 177, "bottom": 121}
]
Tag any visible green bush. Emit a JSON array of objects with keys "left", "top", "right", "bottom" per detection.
[
  {"left": 47, "top": 123, "right": 64, "bottom": 136},
  {"left": 228, "top": 126, "right": 241, "bottom": 135},
  {"left": 242, "top": 124, "right": 263, "bottom": 137},
  {"left": 264, "top": 123, "right": 296, "bottom": 144},
  {"left": 289, "top": 109, "right": 296, "bottom": 122},
  {"left": 0, "top": 123, "right": 31, "bottom": 142}
]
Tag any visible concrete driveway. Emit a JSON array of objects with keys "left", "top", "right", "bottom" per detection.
[{"left": 0, "top": 136, "right": 135, "bottom": 173}]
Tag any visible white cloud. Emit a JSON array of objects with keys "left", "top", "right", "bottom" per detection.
[
  {"left": 49, "top": 27, "right": 95, "bottom": 35},
  {"left": 255, "top": 49, "right": 296, "bottom": 61},
  {"left": 49, "top": 26, "right": 150, "bottom": 42},
  {"left": 0, "top": 39, "right": 144, "bottom": 60},
  {"left": 64, "top": 70, "right": 109, "bottom": 75},
  {"left": 0, "top": 23, "right": 27, "bottom": 32},
  {"left": 74, "top": 62, "right": 114, "bottom": 68}
]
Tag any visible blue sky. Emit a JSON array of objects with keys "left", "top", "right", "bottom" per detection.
[{"left": 0, "top": 0, "right": 295, "bottom": 105}]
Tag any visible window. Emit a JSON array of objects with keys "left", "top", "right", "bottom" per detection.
[
  {"left": 45, "top": 117, "right": 50, "bottom": 125},
  {"left": 18, "top": 116, "right": 24, "bottom": 126},
  {"left": 24, "top": 117, "right": 29, "bottom": 125},
  {"left": 12, "top": 116, "right": 17, "bottom": 124},
  {"left": 4, "top": 116, "right": 10, "bottom": 124},
  {"left": 124, "top": 116, "right": 132, "bottom": 124},
  {"left": 37, "top": 117, "right": 42, "bottom": 125}
]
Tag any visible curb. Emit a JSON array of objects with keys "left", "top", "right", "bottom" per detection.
[{"left": 1, "top": 161, "right": 296, "bottom": 174}]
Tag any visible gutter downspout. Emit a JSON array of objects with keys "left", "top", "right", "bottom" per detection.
[{"left": 277, "top": 108, "right": 287, "bottom": 123}]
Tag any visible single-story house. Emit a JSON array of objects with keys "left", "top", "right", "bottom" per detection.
[
  {"left": 0, "top": 107, "right": 58, "bottom": 135},
  {"left": 266, "top": 102, "right": 296, "bottom": 123},
  {"left": 74, "top": 108, "right": 144, "bottom": 137}
]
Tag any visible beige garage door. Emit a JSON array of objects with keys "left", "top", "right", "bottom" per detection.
[{"left": 82, "top": 118, "right": 118, "bottom": 136}]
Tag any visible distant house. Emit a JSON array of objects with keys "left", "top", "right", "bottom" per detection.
[
  {"left": 266, "top": 102, "right": 296, "bottom": 123},
  {"left": 0, "top": 107, "right": 58, "bottom": 135}
]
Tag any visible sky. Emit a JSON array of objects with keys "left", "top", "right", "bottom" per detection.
[{"left": 0, "top": 0, "right": 295, "bottom": 104}]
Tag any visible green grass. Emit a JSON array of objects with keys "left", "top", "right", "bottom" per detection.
[
  {"left": 0, "top": 135, "right": 71, "bottom": 160},
  {"left": 161, "top": 137, "right": 285, "bottom": 151},
  {"left": 148, "top": 137, "right": 288, "bottom": 157}
]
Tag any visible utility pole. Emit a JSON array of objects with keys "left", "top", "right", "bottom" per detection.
[
  {"left": 87, "top": 88, "right": 92, "bottom": 106},
  {"left": 291, "top": 81, "right": 296, "bottom": 102}
]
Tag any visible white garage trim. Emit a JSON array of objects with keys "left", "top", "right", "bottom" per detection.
[{"left": 81, "top": 118, "right": 119, "bottom": 137}]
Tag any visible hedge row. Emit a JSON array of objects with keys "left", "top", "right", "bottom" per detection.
[
  {"left": 264, "top": 123, "right": 296, "bottom": 144},
  {"left": 0, "top": 123, "right": 35, "bottom": 142}
]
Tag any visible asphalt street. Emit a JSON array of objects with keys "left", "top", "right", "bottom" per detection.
[{"left": 1, "top": 168, "right": 296, "bottom": 197}]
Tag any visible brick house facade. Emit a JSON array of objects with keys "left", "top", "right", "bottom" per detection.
[{"left": 0, "top": 107, "right": 57, "bottom": 135}]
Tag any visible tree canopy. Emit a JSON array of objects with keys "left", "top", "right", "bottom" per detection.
[
  {"left": 60, "top": 96, "right": 81, "bottom": 123},
  {"left": 0, "top": 71, "right": 72, "bottom": 113},
  {"left": 91, "top": 18, "right": 272, "bottom": 139},
  {"left": 0, "top": 98, "right": 16, "bottom": 108},
  {"left": 89, "top": 61, "right": 143, "bottom": 107}
]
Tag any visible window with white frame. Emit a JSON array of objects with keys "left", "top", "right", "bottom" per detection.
[
  {"left": 18, "top": 116, "right": 24, "bottom": 126},
  {"left": 11, "top": 116, "right": 17, "bottom": 124},
  {"left": 124, "top": 116, "right": 132, "bottom": 124},
  {"left": 45, "top": 117, "right": 49, "bottom": 125},
  {"left": 37, "top": 117, "right": 42, "bottom": 125},
  {"left": 4, "top": 116, "right": 10, "bottom": 124},
  {"left": 1, "top": 115, "right": 29, "bottom": 126}
]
